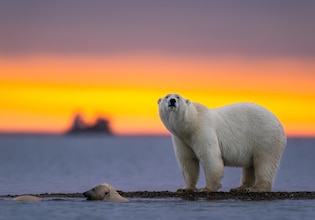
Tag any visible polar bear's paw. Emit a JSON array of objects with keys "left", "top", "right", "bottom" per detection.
[
  {"left": 243, "top": 186, "right": 271, "bottom": 193},
  {"left": 230, "top": 186, "right": 247, "bottom": 193},
  {"left": 230, "top": 185, "right": 271, "bottom": 193},
  {"left": 176, "top": 188, "right": 196, "bottom": 193},
  {"left": 198, "top": 187, "right": 220, "bottom": 192}
]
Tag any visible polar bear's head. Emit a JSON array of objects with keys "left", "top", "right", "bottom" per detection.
[
  {"left": 158, "top": 94, "right": 192, "bottom": 134},
  {"left": 158, "top": 94, "right": 190, "bottom": 112},
  {"left": 83, "top": 183, "right": 128, "bottom": 202}
]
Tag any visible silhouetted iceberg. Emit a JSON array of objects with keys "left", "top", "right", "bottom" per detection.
[{"left": 66, "top": 114, "right": 113, "bottom": 135}]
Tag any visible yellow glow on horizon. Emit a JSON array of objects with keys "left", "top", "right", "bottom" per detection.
[{"left": 0, "top": 55, "right": 315, "bottom": 136}]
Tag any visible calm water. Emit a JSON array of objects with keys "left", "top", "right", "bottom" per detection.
[{"left": 0, "top": 135, "right": 315, "bottom": 219}]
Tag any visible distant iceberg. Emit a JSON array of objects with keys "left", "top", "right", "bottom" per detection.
[{"left": 66, "top": 114, "right": 113, "bottom": 135}]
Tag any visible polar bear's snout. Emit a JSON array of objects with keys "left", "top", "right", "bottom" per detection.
[
  {"left": 168, "top": 98, "right": 177, "bottom": 107},
  {"left": 83, "top": 191, "right": 91, "bottom": 200},
  {"left": 168, "top": 98, "right": 178, "bottom": 110}
]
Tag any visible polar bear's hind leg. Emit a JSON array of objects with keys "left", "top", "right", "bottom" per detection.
[
  {"left": 230, "top": 166, "right": 256, "bottom": 192},
  {"left": 231, "top": 151, "right": 280, "bottom": 192}
]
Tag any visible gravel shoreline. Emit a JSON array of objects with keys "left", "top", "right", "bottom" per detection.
[{"left": 2, "top": 191, "right": 315, "bottom": 201}]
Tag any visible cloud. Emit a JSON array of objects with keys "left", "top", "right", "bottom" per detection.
[{"left": 1, "top": 0, "right": 314, "bottom": 57}]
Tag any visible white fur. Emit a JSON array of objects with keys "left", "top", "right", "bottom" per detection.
[
  {"left": 158, "top": 94, "right": 286, "bottom": 192},
  {"left": 83, "top": 183, "right": 128, "bottom": 202}
]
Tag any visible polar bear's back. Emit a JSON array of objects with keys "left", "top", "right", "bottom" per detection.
[{"left": 210, "top": 103, "right": 286, "bottom": 167}]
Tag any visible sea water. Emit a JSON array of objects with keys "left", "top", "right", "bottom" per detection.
[{"left": 0, "top": 135, "right": 314, "bottom": 219}]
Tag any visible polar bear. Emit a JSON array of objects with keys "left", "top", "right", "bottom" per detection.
[
  {"left": 158, "top": 94, "right": 286, "bottom": 192},
  {"left": 13, "top": 195, "right": 41, "bottom": 201},
  {"left": 83, "top": 183, "right": 128, "bottom": 202}
]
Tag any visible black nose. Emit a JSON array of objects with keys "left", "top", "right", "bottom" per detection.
[{"left": 169, "top": 98, "right": 176, "bottom": 105}]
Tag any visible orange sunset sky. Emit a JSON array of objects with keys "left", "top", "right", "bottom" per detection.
[{"left": 1, "top": 1, "right": 315, "bottom": 136}]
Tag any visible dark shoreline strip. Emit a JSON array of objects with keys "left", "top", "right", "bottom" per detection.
[
  {"left": 121, "top": 191, "right": 315, "bottom": 201},
  {"left": 2, "top": 191, "right": 315, "bottom": 201}
]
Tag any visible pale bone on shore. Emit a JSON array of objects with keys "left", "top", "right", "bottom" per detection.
[{"left": 13, "top": 195, "right": 41, "bottom": 201}]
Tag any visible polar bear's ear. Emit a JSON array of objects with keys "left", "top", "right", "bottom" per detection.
[
  {"left": 186, "top": 99, "right": 190, "bottom": 105},
  {"left": 158, "top": 98, "right": 162, "bottom": 104}
]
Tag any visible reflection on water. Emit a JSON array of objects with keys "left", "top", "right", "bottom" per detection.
[
  {"left": 0, "top": 135, "right": 314, "bottom": 220},
  {"left": 0, "top": 135, "right": 315, "bottom": 195}
]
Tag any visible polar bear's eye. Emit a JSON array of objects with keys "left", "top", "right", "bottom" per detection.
[
  {"left": 165, "top": 95, "right": 170, "bottom": 99},
  {"left": 175, "top": 95, "right": 180, "bottom": 99},
  {"left": 92, "top": 188, "right": 95, "bottom": 192}
]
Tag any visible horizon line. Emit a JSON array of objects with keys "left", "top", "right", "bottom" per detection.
[{"left": 0, "top": 131, "right": 314, "bottom": 139}]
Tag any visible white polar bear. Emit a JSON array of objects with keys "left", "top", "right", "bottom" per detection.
[
  {"left": 158, "top": 94, "right": 286, "bottom": 192},
  {"left": 83, "top": 183, "right": 129, "bottom": 202}
]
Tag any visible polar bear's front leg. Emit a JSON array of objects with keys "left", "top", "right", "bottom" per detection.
[
  {"left": 196, "top": 142, "right": 224, "bottom": 192},
  {"left": 172, "top": 135, "right": 200, "bottom": 192}
]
